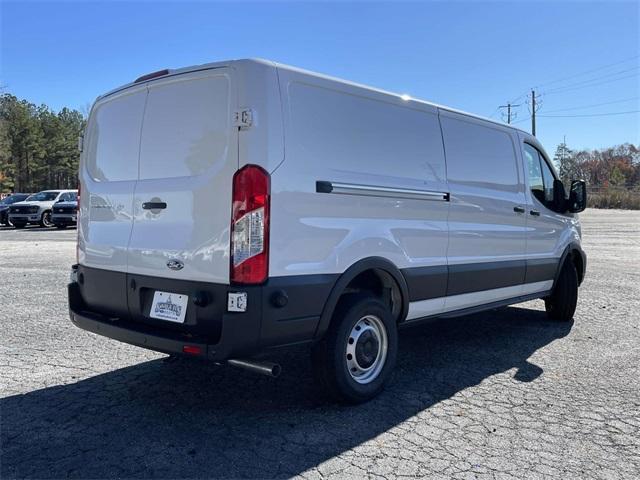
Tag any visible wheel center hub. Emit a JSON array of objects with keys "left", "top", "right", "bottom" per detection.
[{"left": 355, "top": 330, "right": 379, "bottom": 369}]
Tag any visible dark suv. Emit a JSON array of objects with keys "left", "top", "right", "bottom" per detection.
[{"left": 0, "top": 194, "right": 31, "bottom": 226}]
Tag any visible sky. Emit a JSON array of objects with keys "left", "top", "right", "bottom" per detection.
[{"left": 1, "top": 0, "right": 638, "bottom": 153}]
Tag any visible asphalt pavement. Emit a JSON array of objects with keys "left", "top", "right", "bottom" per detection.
[{"left": 1, "top": 209, "right": 639, "bottom": 479}]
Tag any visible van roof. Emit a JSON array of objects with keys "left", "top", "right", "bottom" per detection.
[{"left": 97, "top": 58, "right": 529, "bottom": 136}]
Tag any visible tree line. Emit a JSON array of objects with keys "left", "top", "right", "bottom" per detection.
[
  {"left": 554, "top": 142, "right": 640, "bottom": 209},
  {"left": 0, "top": 93, "right": 84, "bottom": 193},
  {"left": 554, "top": 142, "right": 640, "bottom": 190}
]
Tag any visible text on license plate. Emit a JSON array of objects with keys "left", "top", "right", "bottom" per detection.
[{"left": 150, "top": 291, "right": 188, "bottom": 323}]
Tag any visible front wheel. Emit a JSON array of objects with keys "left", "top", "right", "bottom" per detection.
[
  {"left": 545, "top": 260, "right": 578, "bottom": 322},
  {"left": 40, "top": 211, "right": 53, "bottom": 228},
  {"left": 312, "top": 293, "right": 397, "bottom": 404}
]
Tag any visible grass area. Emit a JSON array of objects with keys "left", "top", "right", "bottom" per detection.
[{"left": 588, "top": 189, "right": 640, "bottom": 209}]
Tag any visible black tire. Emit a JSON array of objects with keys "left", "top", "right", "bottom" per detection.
[
  {"left": 12, "top": 222, "right": 26, "bottom": 229},
  {"left": 312, "top": 293, "right": 397, "bottom": 404},
  {"left": 545, "top": 260, "right": 578, "bottom": 322},
  {"left": 55, "top": 225, "right": 67, "bottom": 229},
  {"left": 40, "top": 211, "right": 53, "bottom": 228}
]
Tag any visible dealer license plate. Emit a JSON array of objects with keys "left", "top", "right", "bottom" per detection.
[{"left": 149, "top": 291, "right": 188, "bottom": 323}]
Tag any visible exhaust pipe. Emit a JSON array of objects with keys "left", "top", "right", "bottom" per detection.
[{"left": 227, "top": 359, "right": 281, "bottom": 378}]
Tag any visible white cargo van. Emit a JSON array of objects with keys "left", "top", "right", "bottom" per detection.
[{"left": 69, "top": 59, "right": 587, "bottom": 403}]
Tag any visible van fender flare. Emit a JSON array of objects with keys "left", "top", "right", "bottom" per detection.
[
  {"left": 553, "top": 242, "right": 586, "bottom": 289},
  {"left": 314, "top": 257, "right": 410, "bottom": 340}
]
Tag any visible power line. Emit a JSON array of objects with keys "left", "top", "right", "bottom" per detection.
[
  {"left": 511, "top": 115, "right": 530, "bottom": 125},
  {"left": 542, "top": 97, "right": 639, "bottom": 113},
  {"left": 543, "top": 73, "right": 639, "bottom": 96},
  {"left": 490, "top": 55, "right": 640, "bottom": 117},
  {"left": 534, "top": 54, "right": 640, "bottom": 89},
  {"left": 543, "top": 66, "right": 640, "bottom": 94},
  {"left": 508, "top": 91, "right": 529, "bottom": 105},
  {"left": 537, "top": 110, "right": 640, "bottom": 118},
  {"left": 498, "top": 103, "right": 521, "bottom": 123},
  {"left": 487, "top": 106, "right": 502, "bottom": 119}
]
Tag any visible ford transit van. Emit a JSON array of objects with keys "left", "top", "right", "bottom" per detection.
[{"left": 68, "top": 59, "right": 587, "bottom": 403}]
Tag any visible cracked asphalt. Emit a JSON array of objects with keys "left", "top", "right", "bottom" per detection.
[{"left": 1, "top": 209, "right": 639, "bottom": 479}]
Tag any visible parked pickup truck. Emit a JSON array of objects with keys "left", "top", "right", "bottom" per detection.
[
  {"left": 51, "top": 195, "right": 78, "bottom": 229},
  {"left": 10, "top": 190, "right": 77, "bottom": 228}
]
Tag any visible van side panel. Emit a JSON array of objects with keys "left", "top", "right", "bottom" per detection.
[
  {"left": 271, "top": 69, "right": 449, "bottom": 293},
  {"left": 439, "top": 111, "right": 528, "bottom": 299}
]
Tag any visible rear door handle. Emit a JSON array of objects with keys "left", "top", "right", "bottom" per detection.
[
  {"left": 142, "top": 202, "right": 167, "bottom": 210},
  {"left": 513, "top": 206, "right": 525, "bottom": 214},
  {"left": 530, "top": 209, "right": 540, "bottom": 216}
]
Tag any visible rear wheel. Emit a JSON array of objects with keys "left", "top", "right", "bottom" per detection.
[
  {"left": 545, "top": 260, "right": 578, "bottom": 322},
  {"left": 12, "top": 221, "right": 25, "bottom": 229},
  {"left": 40, "top": 211, "right": 53, "bottom": 228},
  {"left": 312, "top": 293, "right": 397, "bottom": 404}
]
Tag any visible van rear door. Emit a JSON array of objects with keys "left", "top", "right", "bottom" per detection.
[
  {"left": 79, "top": 85, "right": 147, "bottom": 316},
  {"left": 126, "top": 68, "right": 237, "bottom": 284}
]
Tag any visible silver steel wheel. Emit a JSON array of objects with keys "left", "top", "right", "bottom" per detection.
[{"left": 345, "top": 314, "right": 388, "bottom": 384}]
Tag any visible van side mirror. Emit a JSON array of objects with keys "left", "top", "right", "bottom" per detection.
[{"left": 567, "top": 180, "right": 587, "bottom": 213}]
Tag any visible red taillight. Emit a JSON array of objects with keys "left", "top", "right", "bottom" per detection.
[
  {"left": 182, "top": 345, "right": 202, "bottom": 355},
  {"left": 230, "top": 165, "right": 270, "bottom": 284}
]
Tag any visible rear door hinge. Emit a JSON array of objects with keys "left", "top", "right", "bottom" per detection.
[{"left": 233, "top": 108, "right": 255, "bottom": 130}]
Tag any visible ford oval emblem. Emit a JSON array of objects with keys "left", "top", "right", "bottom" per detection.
[{"left": 167, "top": 259, "right": 184, "bottom": 271}]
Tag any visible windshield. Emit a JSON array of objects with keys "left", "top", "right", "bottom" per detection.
[
  {"left": 26, "top": 192, "right": 60, "bottom": 202},
  {"left": 0, "top": 194, "right": 28, "bottom": 205},
  {"left": 0, "top": 194, "right": 29, "bottom": 205}
]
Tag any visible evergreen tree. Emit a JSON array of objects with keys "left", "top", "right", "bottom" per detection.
[
  {"left": 553, "top": 142, "right": 580, "bottom": 187},
  {"left": 0, "top": 94, "right": 84, "bottom": 193}
]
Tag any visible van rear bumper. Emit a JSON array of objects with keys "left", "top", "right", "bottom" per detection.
[
  {"left": 68, "top": 266, "right": 338, "bottom": 361},
  {"left": 69, "top": 286, "right": 211, "bottom": 358}
]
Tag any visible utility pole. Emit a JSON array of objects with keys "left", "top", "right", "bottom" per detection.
[
  {"left": 531, "top": 90, "right": 536, "bottom": 136},
  {"left": 498, "top": 103, "right": 521, "bottom": 124}
]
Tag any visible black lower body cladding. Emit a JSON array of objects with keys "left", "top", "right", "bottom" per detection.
[
  {"left": 69, "top": 265, "right": 338, "bottom": 360},
  {"left": 69, "top": 253, "right": 585, "bottom": 361}
]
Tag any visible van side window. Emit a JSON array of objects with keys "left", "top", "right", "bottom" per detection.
[
  {"left": 440, "top": 116, "right": 519, "bottom": 191},
  {"left": 86, "top": 90, "right": 146, "bottom": 182},
  {"left": 524, "top": 143, "right": 555, "bottom": 206}
]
